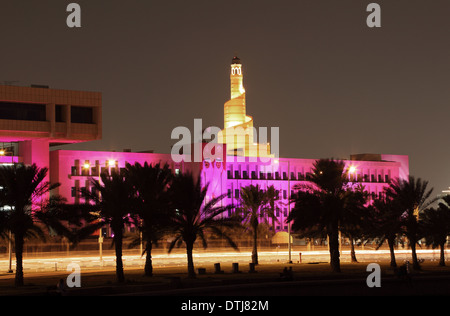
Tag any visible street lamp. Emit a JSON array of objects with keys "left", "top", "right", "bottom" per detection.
[
  {"left": 275, "top": 158, "right": 293, "bottom": 264},
  {"left": 287, "top": 160, "right": 292, "bottom": 264},
  {"left": 0, "top": 148, "right": 14, "bottom": 273},
  {"left": 7, "top": 231, "right": 13, "bottom": 273}
]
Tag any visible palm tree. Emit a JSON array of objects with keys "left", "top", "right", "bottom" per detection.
[
  {"left": 0, "top": 164, "right": 66, "bottom": 286},
  {"left": 370, "top": 195, "right": 404, "bottom": 268},
  {"left": 288, "top": 159, "right": 357, "bottom": 273},
  {"left": 238, "top": 184, "right": 278, "bottom": 265},
  {"left": 83, "top": 170, "right": 136, "bottom": 283},
  {"left": 420, "top": 195, "right": 450, "bottom": 266},
  {"left": 125, "top": 161, "right": 173, "bottom": 276},
  {"left": 265, "top": 185, "right": 281, "bottom": 232},
  {"left": 385, "top": 176, "right": 437, "bottom": 270},
  {"left": 339, "top": 185, "right": 370, "bottom": 263},
  {"left": 168, "top": 172, "right": 240, "bottom": 278}
]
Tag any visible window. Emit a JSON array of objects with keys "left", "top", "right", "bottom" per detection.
[
  {"left": 235, "top": 189, "right": 240, "bottom": 199},
  {"left": 55, "top": 105, "right": 64, "bottom": 122},
  {"left": 227, "top": 189, "right": 232, "bottom": 198},
  {"left": 81, "top": 166, "right": 89, "bottom": 176},
  {"left": 283, "top": 190, "right": 287, "bottom": 199},
  {"left": 71, "top": 106, "right": 94, "bottom": 124},
  {"left": 71, "top": 187, "right": 77, "bottom": 198},
  {"left": 0, "top": 101, "right": 46, "bottom": 121}
]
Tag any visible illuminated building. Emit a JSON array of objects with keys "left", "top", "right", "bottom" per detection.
[
  {"left": 0, "top": 84, "right": 101, "bottom": 201},
  {"left": 0, "top": 57, "right": 409, "bottom": 234}
]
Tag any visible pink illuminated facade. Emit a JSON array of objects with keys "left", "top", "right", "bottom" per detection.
[{"left": 0, "top": 58, "right": 409, "bottom": 234}]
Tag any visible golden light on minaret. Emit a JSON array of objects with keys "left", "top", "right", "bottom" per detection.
[
  {"left": 218, "top": 56, "right": 272, "bottom": 158},
  {"left": 224, "top": 56, "right": 249, "bottom": 129}
]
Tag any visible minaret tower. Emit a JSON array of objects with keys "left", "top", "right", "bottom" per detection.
[
  {"left": 218, "top": 56, "right": 272, "bottom": 158},
  {"left": 224, "top": 56, "right": 247, "bottom": 129}
]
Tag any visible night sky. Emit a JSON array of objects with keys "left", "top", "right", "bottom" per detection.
[{"left": 1, "top": 1, "right": 449, "bottom": 192}]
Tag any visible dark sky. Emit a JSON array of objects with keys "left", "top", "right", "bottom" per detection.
[{"left": 1, "top": 1, "right": 450, "bottom": 192}]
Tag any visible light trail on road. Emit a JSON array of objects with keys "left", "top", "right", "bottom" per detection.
[{"left": 0, "top": 248, "right": 446, "bottom": 276}]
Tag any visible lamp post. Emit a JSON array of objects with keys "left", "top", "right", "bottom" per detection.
[
  {"left": 287, "top": 160, "right": 292, "bottom": 264},
  {"left": 275, "top": 159, "right": 292, "bottom": 264},
  {"left": 8, "top": 231, "right": 13, "bottom": 273},
  {"left": 95, "top": 159, "right": 116, "bottom": 264},
  {"left": 0, "top": 147, "right": 14, "bottom": 273},
  {"left": 84, "top": 160, "right": 106, "bottom": 265}
]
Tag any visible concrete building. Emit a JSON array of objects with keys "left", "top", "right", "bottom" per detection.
[{"left": 0, "top": 84, "right": 101, "bottom": 174}]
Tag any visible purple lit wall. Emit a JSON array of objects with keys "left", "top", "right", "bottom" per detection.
[{"left": 50, "top": 149, "right": 409, "bottom": 234}]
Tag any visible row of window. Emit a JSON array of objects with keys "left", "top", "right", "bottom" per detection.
[
  {"left": 228, "top": 188, "right": 292, "bottom": 200},
  {"left": 71, "top": 186, "right": 97, "bottom": 199},
  {"left": 228, "top": 187, "right": 388, "bottom": 203},
  {"left": 71, "top": 165, "right": 181, "bottom": 177},
  {"left": 71, "top": 165, "right": 122, "bottom": 177},
  {"left": 0, "top": 102, "right": 94, "bottom": 124},
  {"left": 227, "top": 170, "right": 391, "bottom": 183}
]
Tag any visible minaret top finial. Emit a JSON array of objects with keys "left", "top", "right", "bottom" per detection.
[{"left": 232, "top": 56, "right": 241, "bottom": 64}]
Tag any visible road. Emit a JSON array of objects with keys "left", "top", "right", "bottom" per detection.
[{"left": 0, "top": 247, "right": 446, "bottom": 275}]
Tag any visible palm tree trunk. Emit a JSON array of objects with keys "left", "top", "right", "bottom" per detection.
[
  {"left": 14, "top": 233, "right": 24, "bottom": 287},
  {"left": 328, "top": 225, "right": 341, "bottom": 273},
  {"left": 388, "top": 237, "right": 397, "bottom": 268},
  {"left": 186, "top": 242, "right": 196, "bottom": 278},
  {"left": 439, "top": 242, "right": 446, "bottom": 267},
  {"left": 113, "top": 229, "right": 125, "bottom": 283},
  {"left": 350, "top": 237, "right": 357, "bottom": 263},
  {"left": 252, "top": 222, "right": 258, "bottom": 265},
  {"left": 144, "top": 242, "right": 153, "bottom": 276},
  {"left": 410, "top": 238, "right": 420, "bottom": 270}
]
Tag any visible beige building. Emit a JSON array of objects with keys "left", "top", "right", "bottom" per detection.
[{"left": 0, "top": 84, "right": 101, "bottom": 170}]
